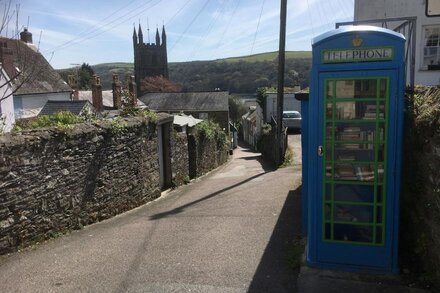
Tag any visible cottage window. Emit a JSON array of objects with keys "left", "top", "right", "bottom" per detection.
[{"left": 422, "top": 25, "right": 440, "bottom": 70}]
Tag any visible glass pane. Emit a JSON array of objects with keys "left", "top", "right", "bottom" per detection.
[
  {"left": 334, "top": 101, "right": 384, "bottom": 120},
  {"left": 377, "top": 164, "right": 384, "bottom": 183},
  {"left": 376, "top": 206, "right": 383, "bottom": 224},
  {"left": 326, "top": 164, "right": 333, "bottom": 178},
  {"left": 334, "top": 144, "right": 375, "bottom": 161},
  {"left": 377, "top": 186, "right": 384, "bottom": 204},
  {"left": 376, "top": 228, "right": 383, "bottom": 244},
  {"left": 325, "top": 223, "right": 331, "bottom": 240},
  {"left": 325, "top": 184, "right": 332, "bottom": 200},
  {"left": 334, "top": 184, "right": 374, "bottom": 203},
  {"left": 330, "top": 163, "right": 376, "bottom": 182},
  {"left": 326, "top": 103, "right": 333, "bottom": 119},
  {"left": 335, "top": 79, "right": 377, "bottom": 99},
  {"left": 334, "top": 204, "right": 374, "bottom": 223},
  {"left": 327, "top": 81, "right": 334, "bottom": 98},
  {"left": 325, "top": 203, "right": 332, "bottom": 221},
  {"left": 380, "top": 79, "right": 387, "bottom": 98},
  {"left": 334, "top": 224, "right": 373, "bottom": 243},
  {"left": 334, "top": 124, "right": 375, "bottom": 142}
]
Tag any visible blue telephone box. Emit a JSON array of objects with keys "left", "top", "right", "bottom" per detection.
[{"left": 306, "top": 26, "right": 405, "bottom": 273}]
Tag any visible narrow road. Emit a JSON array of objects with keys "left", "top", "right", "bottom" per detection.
[{"left": 0, "top": 140, "right": 302, "bottom": 293}]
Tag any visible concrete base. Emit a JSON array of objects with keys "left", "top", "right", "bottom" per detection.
[{"left": 297, "top": 266, "right": 430, "bottom": 293}]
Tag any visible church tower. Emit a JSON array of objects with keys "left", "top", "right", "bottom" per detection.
[{"left": 133, "top": 23, "right": 169, "bottom": 96}]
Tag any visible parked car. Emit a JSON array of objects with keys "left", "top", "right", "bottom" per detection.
[{"left": 282, "top": 110, "right": 301, "bottom": 131}]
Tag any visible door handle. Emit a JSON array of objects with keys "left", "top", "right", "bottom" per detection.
[{"left": 318, "top": 146, "right": 324, "bottom": 157}]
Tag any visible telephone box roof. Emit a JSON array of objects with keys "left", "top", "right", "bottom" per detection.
[{"left": 312, "top": 25, "right": 405, "bottom": 46}]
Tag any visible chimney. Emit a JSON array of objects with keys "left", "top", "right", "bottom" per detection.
[
  {"left": 71, "top": 90, "right": 79, "bottom": 101},
  {"left": 112, "top": 74, "right": 122, "bottom": 109},
  {"left": 0, "top": 42, "right": 16, "bottom": 78},
  {"left": 128, "top": 75, "right": 137, "bottom": 107},
  {"left": 20, "top": 28, "right": 33, "bottom": 44},
  {"left": 91, "top": 75, "right": 103, "bottom": 112}
]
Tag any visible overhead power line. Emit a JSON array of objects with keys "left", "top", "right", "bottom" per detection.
[
  {"left": 169, "top": 0, "right": 211, "bottom": 52},
  {"left": 44, "top": 0, "right": 161, "bottom": 54},
  {"left": 250, "top": 0, "right": 266, "bottom": 55}
]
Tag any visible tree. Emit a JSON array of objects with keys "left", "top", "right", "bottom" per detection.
[
  {"left": 77, "top": 63, "right": 94, "bottom": 90},
  {"left": 141, "top": 76, "right": 182, "bottom": 93},
  {"left": 228, "top": 95, "right": 247, "bottom": 126}
]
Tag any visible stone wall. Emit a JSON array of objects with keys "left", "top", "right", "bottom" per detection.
[
  {"left": 0, "top": 115, "right": 230, "bottom": 255},
  {"left": 170, "top": 130, "right": 189, "bottom": 186},
  {"left": 0, "top": 117, "right": 161, "bottom": 254},
  {"left": 188, "top": 131, "right": 229, "bottom": 179},
  {"left": 400, "top": 86, "right": 440, "bottom": 290}
]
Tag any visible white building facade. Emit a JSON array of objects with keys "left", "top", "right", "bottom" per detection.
[
  {"left": 354, "top": 0, "right": 440, "bottom": 85},
  {"left": 0, "top": 66, "right": 15, "bottom": 132}
]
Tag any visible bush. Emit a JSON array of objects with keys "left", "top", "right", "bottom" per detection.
[
  {"left": 14, "top": 111, "right": 83, "bottom": 131},
  {"left": 195, "top": 120, "right": 229, "bottom": 149}
]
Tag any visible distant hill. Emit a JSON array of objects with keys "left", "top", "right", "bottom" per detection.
[
  {"left": 217, "top": 51, "right": 311, "bottom": 63},
  {"left": 58, "top": 51, "right": 311, "bottom": 93}
]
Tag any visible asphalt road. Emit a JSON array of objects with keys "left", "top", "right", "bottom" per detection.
[{"left": 0, "top": 138, "right": 302, "bottom": 293}]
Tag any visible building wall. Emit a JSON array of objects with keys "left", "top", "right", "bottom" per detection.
[
  {"left": 14, "top": 92, "right": 71, "bottom": 119},
  {"left": 354, "top": 0, "right": 440, "bottom": 85},
  {"left": 265, "top": 93, "right": 301, "bottom": 122},
  {"left": 0, "top": 71, "right": 14, "bottom": 133}
]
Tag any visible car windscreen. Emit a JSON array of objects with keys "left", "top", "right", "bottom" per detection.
[{"left": 283, "top": 112, "right": 301, "bottom": 118}]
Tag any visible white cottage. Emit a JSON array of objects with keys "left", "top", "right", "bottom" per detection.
[
  {"left": 0, "top": 28, "right": 72, "bottom": 119},
  {"left": 0, "top": 65, "right": 14, "bottom": 132},
  {"left": 354, "top": 0, "right": 440, "bottom": 85}
]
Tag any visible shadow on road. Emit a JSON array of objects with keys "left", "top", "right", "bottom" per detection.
[
  {"left": 149, "top": 171, "right": 272, "bottom": 221},
  {"left": 247, "top": 186, "right": 302, "bottom": 293}
]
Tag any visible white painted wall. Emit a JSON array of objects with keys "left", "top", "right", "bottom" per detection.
[
  {"left": 265, "top": 93, "right": 301, "bottom": 122},
  {"left": 0, "top": 69, "right": 15, "bottom": 133},
  {"left": 14, "top": 92, "right": 71, "bottom": 119},
  {"left": 354, "top": 0, "right": 440, "bottom": 85}
]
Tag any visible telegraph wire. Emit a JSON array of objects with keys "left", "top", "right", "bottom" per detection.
[
  {"left": 186, "top": 0, "right": 231, "bottom": 61},
  {"left": 209, "top": 0, "right": 241, "bottom": 60},
  {"left": 250, "top": 0, "right": 266, "bottom": 55},
  {"left": 165, "top": 0, "right": 193, "bottom": 26},
  {"left": 44, "top": 0, "right": 158, "bottom": 54},
  {"left": 306, "top": 0, "right": 315, "bottom": 36},
  {"left": 169, "top": 0, "right": 211, "bottom": 53}
]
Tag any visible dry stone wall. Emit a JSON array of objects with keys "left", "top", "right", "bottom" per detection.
[
  {"left": 0, "top": 115, "right": 230, "bottom": 255},
  {"left": 0, "top": 117, "right": 161, "bottom": 254}
]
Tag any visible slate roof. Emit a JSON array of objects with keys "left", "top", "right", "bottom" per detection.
[
  {"left": 139, "top": 92, "right": 229, "bottom": 112},
  {"left": 78, "top": 90, "right": 146, "bottom": 109},
  {"left": 39, "top": 100, "right": 90, "bottom": 116},
  {"left": 0, "top": 37, "right": 72, "bottom": 95}
]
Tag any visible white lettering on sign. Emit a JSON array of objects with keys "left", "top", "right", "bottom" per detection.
[{"left": 322, "top": 47, "right": 393, "bottom": 63}]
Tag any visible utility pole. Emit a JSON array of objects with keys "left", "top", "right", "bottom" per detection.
[{"left": 276, "top": 0, "right": 287, "bottom": 166}]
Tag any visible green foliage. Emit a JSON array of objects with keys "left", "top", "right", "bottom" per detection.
[
  {"left": 110, "top": 116, "right": 128, "bottom": 134},
  {"left": 286, "top": 238, "right": 305, "bottom": 271},
  {"left": 218, "top": 51, "right": 311, "bottom": 63},
  {"left": 14, "top": 111, "right": 83, "bottom": 131},
  {"left": 195, "top": 120, "right": 229, "bottom": 149},
  {"left": 261, "top": 123, "right": 272, "bottom": 135},
  {"left": 280, "top": 146, "right": 294, "bottom": 168},
  {"left": 256, "top": 87, "right": 267, "bottom": 108},
  {"left": 117, "top": 90, "right": 157, "bottom": 122},
  {"left": 228, "top": 95, "right": 248, "bottom": 125},
  {"left": 61, "top": 51, "right": 311, "bottom": 93}
]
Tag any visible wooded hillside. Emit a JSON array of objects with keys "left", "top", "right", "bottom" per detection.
[{"left": 58, "top": 51, "right": 311, "bottom": 94}]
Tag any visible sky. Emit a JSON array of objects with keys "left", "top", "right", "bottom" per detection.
[{"left": 1, "top": 0, "right": 354, "bottom": 69}]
